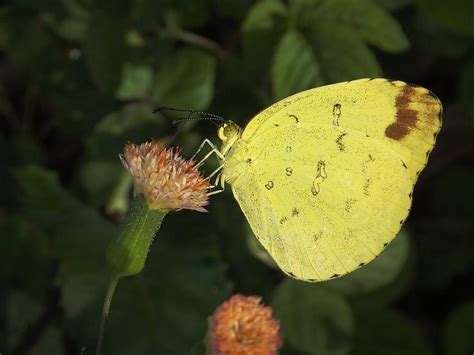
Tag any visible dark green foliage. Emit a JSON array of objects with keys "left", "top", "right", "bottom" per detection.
[
  {"left": 0, "top": 0, "right": 472, "bottom": 354},
  {"left": 351, "top": 309, "right": 432, "bottom": 355},
  {"left": 272, "top": 280, "right": 354, "bottom": 355}
]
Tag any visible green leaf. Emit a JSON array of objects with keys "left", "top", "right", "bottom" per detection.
[
  {"left": 350, "top": 241, "right": 415, "bottom": 309},
  {"left": 130, "top": 0, "right": 164, "bottom": 30},
  {"left": 292, "top": 0, "right": 410, "bottom": 52},
  {"left": 272, "top": 280, "right": 354, "bottom": 355},
  {"left": 28, "top": 326, "right": 65, "bottom": 355},
  {"left": 86, "top": 103, "right": 169, "bottom": 161},
  {"left": 79, "top": 160, "right": 124, "bottom": 207},
  {"left": 164, "top": 0, "right": 212, "bottom": 29},
  {"left": 152, "top": 48, "right": 216, "bottom": 109},
  {"left": 16, "top": 166, "right": 115, "bottom": 276},
  {"left": 0, "top": 215, "right": 50, "bottom": 294},
  {"left": 0, "top": 136, "right": 46, "bottom": 209},
  {"left": 459, "top": 60, "right": 474, "bottom": 121},
  {"left": 43, "top": 55, "right": 116, "bottom": 135},
  {"left": 351, "top": 309, "right": 432, "bottom": 355},
  {"left": 272, "top": 30, "right": 324, "bottom": 99},
  {"left": 416, "top": 166, "right": 474, "bottom": 289},
  {"left": 105, "top": 172, "right": 133, "bottom": 215},
  {"left": 215, "top": 0, "right": 253, "bottom": 19},
  {"left": 116, "top": 62, "right": 153, "bottom": 100},
  {"left": 40, "top": 0, "right": 91, "bottom": 41},
  {"left": 49, "top": 17, "right": 89, "bottom": 41},
  {"left": 409, "top": 14, "right": 471, "bottom": 58},
  {"left": 416, "top": 0, "right": 474, "bottom": 36},
  {"left": 5, "top": 290, "right": 45, "bottom": 351},
  {"left": 84, "top": 11, "right": 127, "bottom": 93},
  {"left": 4, "top": 290, "right": 64, "bottom": 354},
  {"left": 0, "top": 13, "right": 54, "bottom": 80},
  {"left": 210, "top": 55, "right": 264, "bottom": 124},
  {"left": 443, "top": 302, "right": 474, "bottom": 355},
  {"left": 376, "top": 0, "right": 412, "bottom": 10},
  {"left": 325, "top": 230, "right": 409, "bottom": 296},
  {"left": 242, "top": 0, "right": 287, "bottom": 34},
  {"left": 241, "top": 0, "right": 288, "bottom": 74},
  {"left": 308, "top": 24, "right": 382, "bottom": 83}
]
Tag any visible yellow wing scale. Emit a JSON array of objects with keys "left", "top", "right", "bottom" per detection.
[{"left": 221, "top": 78, "right": 442, "bottom": 282}]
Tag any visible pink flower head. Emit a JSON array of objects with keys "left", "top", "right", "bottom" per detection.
[{"left": 120, "top": 141, "right": 210, "bottom": 212}]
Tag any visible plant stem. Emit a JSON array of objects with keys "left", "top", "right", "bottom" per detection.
[
  {"left": 96, "top": 274, "right": 120, "bottom": 355},
  {"left": 97, "top": 195, "right": 167, "bottom": 354},
  {"left": 157, "top": 27, "right": 226, "bottom": 58}
]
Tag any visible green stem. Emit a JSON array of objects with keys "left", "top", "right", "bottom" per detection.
[
  {"left": 107, "top": 195, "right": 168, "bottom": 277},
  {"left": 96, "top": 274, "right": 120, "bottom": 355},
  {"left": 96, "top": 195, "right": 168, "bottom": 354},
  {"left": 157, "top": 27, "right": 226, "bottom": 58}
]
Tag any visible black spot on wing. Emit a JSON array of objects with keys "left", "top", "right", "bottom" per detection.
[
  {"left": 289, "top": 114, "right": 299, "bottom": 123},
  {"left": 332, "top": 103, "right": 342, "bottom": 126},
  {"left": 336, "top": 132, "right": 348, "bottom": 152}
]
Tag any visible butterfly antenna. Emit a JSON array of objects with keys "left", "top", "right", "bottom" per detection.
[{"left": 154, "top": 107, "right": 229, "bottom": 125}]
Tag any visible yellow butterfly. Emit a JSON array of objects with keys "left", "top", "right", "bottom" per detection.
[{"left": 199, "top": 78, "right": 442, "bottom": 282}]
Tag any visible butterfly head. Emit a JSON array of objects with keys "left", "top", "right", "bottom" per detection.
[{"left": 218, "top": 121, "right": 242, "bottom": 157}]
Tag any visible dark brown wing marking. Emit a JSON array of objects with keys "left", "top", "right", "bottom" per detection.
[{"left": 385, "top": 85, "right": 418, "bottom": 141}]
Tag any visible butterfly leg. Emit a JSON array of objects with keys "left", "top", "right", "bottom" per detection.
[
  {"left": 191, "top": 139, "right": 211, "bottom": 160},
  {"left": 207, "top": 187, "right": 224, "bottom": 196},
  {"left": 192, "top": 139, "right": 227, "bottom": 194},
  {"left": 206, "top": 165, "right": 226, "bottom": 196},
  {"left": 191, "top": 139, "right": 224, "bottom": 162},
  {"left": 196, "top": 146, "right": 224, "bottom": 168},
  {"left": 208, "top": 164, "right": 224, "bottom": 179}
]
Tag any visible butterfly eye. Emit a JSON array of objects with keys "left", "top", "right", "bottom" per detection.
[
  {"left": 218, "top": 124, "right": 228, "bottom": 141},
  {"left": 218, "top": 123, "right": 239, "bottom": 142}
]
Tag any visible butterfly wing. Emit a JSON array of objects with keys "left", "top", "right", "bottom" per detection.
[
  {"left": 241, "top": 78, "right": 442, "bottom": 183},
  {"left": 227, "top": 78, "right": 441, "bottom": 281}
]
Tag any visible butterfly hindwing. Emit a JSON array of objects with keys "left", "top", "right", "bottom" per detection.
[{"left": 231, "top": 124, "right": 413, "bottom": 281}]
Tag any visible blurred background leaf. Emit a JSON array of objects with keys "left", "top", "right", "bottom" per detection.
[
  {"left": 272, "top": 280, "right": 354, "bottom": 355},
  {"left": 152, "top": 48, "right": 216, "bottom": 109},
  {"left": 325, "top": 230, "right": 410, "bottom": 297},
  {"left": 84, "top": 11, "right": 127, "bottom": 93},
  {"left": 241, "top": 0, "right": 288, "bottom": 75},
  {"left": 351, "top": 309, "right": 433, "bottom": 355},
  {"left": 443, "top": 302, "right": 474, "bottom": 355},
  {"left": 0, "top": 0, "right": 472, "bottom": 353},
  {"left": 272, "top": 30, "right": 323, "bottom": 99},
  {"left": 416, "top": 0, "right": 474, "bottom": 36}
]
